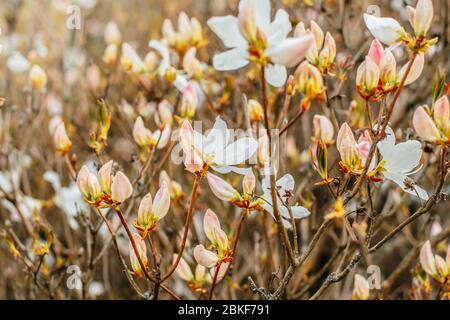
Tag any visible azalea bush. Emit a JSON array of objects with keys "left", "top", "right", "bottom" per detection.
[{"left": 0, "top": 0, "right": 449, "bottom": 300}]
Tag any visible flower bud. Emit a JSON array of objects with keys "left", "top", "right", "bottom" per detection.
[
  {"left": 98, "top": 160, "right": 113, "bottom": 194},
  {"left": 158, "top": 100, "right": 174, "bottom": 126},
  {"left": 310, "top": 21, "right": 324, "bottom": 52},
  {"left": 144, "top": 51, "right": 159, "bottom": 73},
  {"left": 136, "top": 193, "right": 153, "bottom": 233},
  {"left": 86, "top": 64, "right": 102, "bottom": 93},
  {"left": 238, "top": 0, "right": 257, "bottom": 42},
  {"left": 257, "top": 132, "right": 270, "bottom": 166},
  {"left": 203, "top": 209, "right": 222, "bottom": 242},
  {"left": 77, "top": 165, "right": 102, "bottom": 201},
  {"left": 206, "top": 173, "right": 240, "bottom": 202},
  {"left": 433, "top": 96, "right": 450, "bottom": 138},
  {"left": 247, "top": 99, "right": 264, "bottom": 122},
  {"left": 183, "top": 48, "right": 203, "bottom": 79},
  {"left": 412, "top": 0, "right": 433, "bottom": 37},
  {"left": 184, "top": 149, "right": 204, "bottom": 173},
  {"left": 180, "top": 83, "right": 198, "bottom": 119},
  {"left": 214, "top": 228, "right": 229, "bottom": 255},
  {"left": 111, "top": 171, "right": 133, "bottom": 203},
  {"left": 30, "top": 65, "right": 47, "bottom": 90},
  {"left": 54, "top": 122, "right": 72, "bottom": 155},
  {"left": 313, "top": 115, "right": 334, "bottom": 145},
  {"left": 121, "top": 43, "right": 145, "bottom": 73},
  {"left": 352, "top": 274, "right": 370, "bottom": 300},
  {"left": 336, "top": 123, "right": 361, "bottom": 173},
  {"left": 435, "top": 255, "right": 448, "bottom": 278},
  {"left": 152, "top": 183, "right": 171, "bottom": 220},
  {"left": 129, "top": 233, "right": 149, "bottom": 277},
  {"left": 104, "top": 21, "right": 122, "bottom": 45},
  {"left": 356, "top": 57, "right": 380, "bottom": 97},
  {"left": 194, "top": 244, "right": 219, "bottom": 268},
  {"left": 420, "top": 240, "right": 437, "bottom": 276},
  {"left": 413, "top": 106, "right": 440, "bottom": 142},
  {"left": 318, "top": 32, "right": 336, "bottom": 69},
  {"left": 379, "top": 51, "right": 397, "bottom": 91},
  {"left": 133, "top": 116, "right": 154, "bottom": 147},
  {"left": 174, "top": 255, "right": 194, "bottom": 281},
  {"left": 367, "top": 39, "right": 384, "bottom": 65},
  {"left": 242, "top": 170, "right": 256, "bottom": 196},
  {"left": 103, "top": 44, "right": 118, "bottom": 67},
  {"left": 294, "top": 61, "right": 324, "bottom": 100}
]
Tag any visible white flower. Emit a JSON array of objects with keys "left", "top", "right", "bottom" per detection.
[
  {"left": 7, "top": 51, "right": 31, "bottom": 73},
  {"left": 148, "top": 40, "right": 189, "bottom": 92},
  {"left": 179, "top": 116, "right": 257, "bottom": 175},
  {"left": 207, "top": 0, "right": 313, "bottom": 87},
  {"left": 376, "top": 127, "right": 428, "bottom": 200},
  {"left": 43, "top": 171, "right": 87, "bottom": 230},
  {"left": 363, "top": 13, "right": 402, "bottom": 46},
  {"left": 261, "top": 172, "right": 310, "bottom": 228}
]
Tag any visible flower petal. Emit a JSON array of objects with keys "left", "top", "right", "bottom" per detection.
[
  {"left": 384, "top": 171, "right": 429, "bottom": 200},
  {"left": 264, "top": 64, "right": 287, "bottom": 87},
  {"left": 363, "top": 13, "right": 401, "bottom": 45},
  {"left": 400, "top": 53, "right": 424, "bottom": 86},
  {"left": 221, "top": 137, "right": 258, "bottom": 166},
  {"left": 207, "top": 16, "right": 247, "bottom": 48},
  {"left": 212, "top": 48, "right": 249, "bottom": 71}
]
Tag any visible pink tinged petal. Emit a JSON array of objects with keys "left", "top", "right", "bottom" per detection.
[
  {"left": 184, "top": 149, "right": 204, "bottom": 173},
  {"left": 356, "top": 56, "right": 380, "bottom": 92},
  {"left": 207, "top": 16, "right": 247, "bottom": 49},
  {"left": 420, "top": 240, "right": 437, "bottom": 276},
  {"left": 111, "top": 171, "right": 133, "bottom": 203},
  {"left": 206, "top": 173, "right": 238, "bottom": 202},
  {"left": 363, "top": 14, "right": 402, "bottom": 45},
  {"left": 98, "top": 160, "right": 113, "bottom": 193},
  {"left": 313, "top": 115, "right": 334, "bottom": 144},
  {"left": 264, "top": 64, "right": 287, "bottom": 87},
  {"left": 433, "top": 96, "right": 450, "bottom": 132},
  {"left": 413, "top": 106, "right": 440, "bottom": 142},
  {"left": 179, "top": 120, "right": 194, "bottom": 153},
  {"left": 413, "top": 0, "right": 433, "bottom": 36},
  {"left": 336, "top": 122, "right": 356, "bottom": 153},
  {"left": 266, "top": 35, "right": 314, "bottom": 68},
  {"left": 203, "top": 209, "right": 222, "bottom": 243},
  {"left": 407, "top": 6, "right": 416, "bottom": 27},
  {"left": 214, "top": 228, "right": 229, "bottom": 253},
  {"left": 215, "top": 262, "right": 230, "bottom": 282},
  {"left": 194, "top": 244, "right": 219, "bottom": 268},
  {"left": 87, "top": 173, "right": 101, "bottom": 199},
  {"left": 400, "top": 53, "right": 424, "bottom": 86},
  {"left": 222, "top": 137, "right": 258, "bottom": 165},
  {"left": 152, "top": 183, "right": 170, "bottom": 220},
  {"left": 174, "top": 255, "right": 194, "bottom": 281},
  {"left": 430, "top": 221, "right": 443, "bottom": 237},
  {"left": 294, "top": 22, "right": 306, "bottom": 37},
  {"left": 310, "top": 21, "right": 324, "bottom": 50},
  {"left": 242, "top": 170, "right": 256, "bottom": 195},
  {"left": 367, "top": 39, "right": 384, "bottom": 65},
  {"left": 212, "top": 48, "right": 249, "bottom": 71}
]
